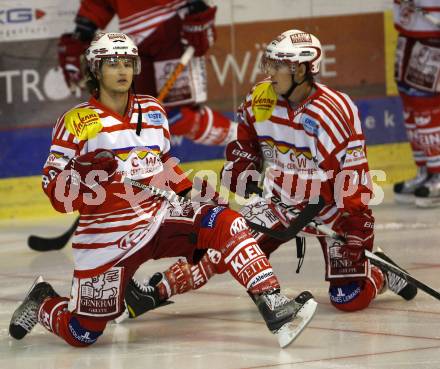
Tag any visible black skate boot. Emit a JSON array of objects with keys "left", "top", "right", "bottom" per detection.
[
  {"left": 115, "top": 273, "right": 172, "bottom": 324},
  {"left": 414, "top": 173, "right": 440, "bottom": 208},
  {"left": 254, "top": 290, "right": 317, "bottom": 348},
  {"left": 374, "top": 250, "right": 418, "bottom": 301},
  {"left": 9, "top": 276, "right": 59, "bottom": 340},
  {"left": 394, "top": 167, "right": 429, "bottom": 204}
]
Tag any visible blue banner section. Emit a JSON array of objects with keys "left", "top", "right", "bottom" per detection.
[
  {"left": 1, "top": 126, "right": 52, "bottom": 179},
  {"left": 0, "top": 97, "right": 407, "bottom": 179},
  {"left": 357, "top": 96, "right": 406, "bottom": 145}
]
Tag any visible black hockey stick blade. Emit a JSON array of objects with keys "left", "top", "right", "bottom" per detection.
[
  {"left": 246, "top": 220, "right": 304, "bottom": 241},
  {"left": 28, "top": 216, "right": 80, "bottom": 252},
  {"left": 365, "top": 250, "right": 440, "bottom": 301},
  {"left": 246, "top": 196, "right": 330, "bottom": 242}
]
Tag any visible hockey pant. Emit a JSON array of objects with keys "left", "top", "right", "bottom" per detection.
[
  {"left": 134, "top": 15, "right": 236, "bottom": 145},
  {"left": 156, "top": 199, "right": 385, "bottom": 312},
  {"left": 37, "top": 203, "right": 279, "bottom": 347}
]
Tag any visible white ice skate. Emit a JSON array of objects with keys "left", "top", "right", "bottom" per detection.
[
  {"left": 256, "top": 290, "right": 318, "bottom": 348},
  {"left": 9, "top": 276, "right": 58, "bottom": 340},
  {"left": 414, "top": 173, "right": 440, "bottom": 208},
  {"left": 394, "top": 167, "right": 429, "bottom": 204}
]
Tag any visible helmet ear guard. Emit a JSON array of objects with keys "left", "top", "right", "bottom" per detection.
[{"left": 85, "top": 32, "right": 141, "bottom": 76}]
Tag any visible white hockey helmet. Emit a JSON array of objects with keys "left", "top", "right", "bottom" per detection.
[
  {"left": 261, "top": 29, "right": 322, "bottom": 74},
  {"left": 85, "top": 32, "right": 141, "bottom": 75}
]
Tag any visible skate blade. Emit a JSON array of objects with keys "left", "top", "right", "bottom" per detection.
[
  {"left": 394, "top": 193, "right": 415, "bottom": 204},
  {"left": 276, "top": 298, "right": 318, "bottom": 348},
  {"left": 415, "top": 197, "right": 440, "bottom": 208},
  {"left": 26, "top": 276, "right": 44, "bottom": 296}
]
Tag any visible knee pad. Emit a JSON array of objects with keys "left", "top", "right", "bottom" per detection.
[
  {"left": 329, "top": 279, "right": 376, "bottom": 312},
  {"left": 65, "top": 316, "right": 104, "bottom": 347}
]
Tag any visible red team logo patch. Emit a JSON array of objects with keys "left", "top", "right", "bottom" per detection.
[{"left": 76, "top": 268, "right": 123, "bottom": 317}]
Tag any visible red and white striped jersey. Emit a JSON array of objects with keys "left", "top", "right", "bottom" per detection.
[
  {"left": 394, "top": 0, "right": 440, "bottom": 38},
  {"left": 42, "top": 93, "right": 191, "bottom": 278},
  {"left": 78, "top": 0, "right": 187, "bottom": 45},
  {"left": 237, "top": 81, "right": 372, "bottom": 224}
]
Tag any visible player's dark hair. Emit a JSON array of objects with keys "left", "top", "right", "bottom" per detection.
[{"left": 84, "top": 64, "right": 99, "bottom": 96}]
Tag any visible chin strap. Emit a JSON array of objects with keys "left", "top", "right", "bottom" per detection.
[
  {"left": 131, "top": 83, "right": 142, "bottom": 136},
  {"left": 136, "top": 101, "right": 142, "bottom": 136},
  {"left": 282, "top": 74, "right": 308, "bottom": 100}
]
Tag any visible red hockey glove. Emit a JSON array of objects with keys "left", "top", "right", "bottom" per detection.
[
  {"left": 221, "top": 140, "right": 262, "bottom": 196},
  {"left": 66, "top": 149, "right": 118, "bottom": 191},
  {"left": 181, "top": 4, "right": 217, "bottom": 56},
  {"left": 58, "top": 33, "right": 89, "bottom": 90},
  {"left": 333, "top": 211, "right": 375, "bottom": 262}
]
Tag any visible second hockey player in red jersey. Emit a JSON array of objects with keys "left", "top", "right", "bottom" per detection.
[
  {"left": 120, "top": 29, "right": 418, "bottom": 320},
  {"left": 393, "top": 0, "right": 440, "bottom": 207},
  {"left": 9, "top": 32, "right": 317, "bottom": 349}
]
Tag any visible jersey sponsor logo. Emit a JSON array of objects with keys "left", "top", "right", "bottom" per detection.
[
  {"left": 230, "top": 244, "right": 266, "bottom": 274},
  {"left": 230, "top": 217, "right": 248, "bottom": 235},
  {"left": 201, "top": 206, "right": 226, "bottom": 229},
  {"left": 146, "top": 111, "right": 165, "bottom": 126},
  {"left": 114, "top": 146, "right": 161, "bottom": 161},
  {"left": 329, "top": 282, "right": 362, "bottom": 304},
  {"left": 344, "top": 145, "right": 366, "bottom": 165},
  {"left": 114, "top": 146, "right": 163, "bottom": 179},
  {"left": 68, "top": 317, "right": 102, "bottom": 345},
  {"left": 77, "top": 268, "right": 122, "bottom": 317},
  {"left": 64, "top": 108, "right": 103, "bottom": 141},
  {"left": 290, "top": 33, "right": 312, "bottom": 44},
  {"left": 251, "top": 82, "right": 277, "bottom": 122},
  {"left": 301, "top": 115, "right": 319, "bottom": 135}
]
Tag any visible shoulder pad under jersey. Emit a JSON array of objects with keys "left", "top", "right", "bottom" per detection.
[
  {"left": 251, "top": 81, "right": 278, "bottom": 122},
  {"left": 64, "top": 107, "right": 103, "bottom": 140}
]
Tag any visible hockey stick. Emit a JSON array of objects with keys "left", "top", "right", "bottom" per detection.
[
  {"left": 245, "top": 187, "right": 344, "bottom": 242},
  {"left": 28, "top": 47, "right": 196, "bottom": 252},
  {"left": 157, "top": 46, "right": 195, "bottom": 101},
  {"left": 27, "top": 217, "right": 80, "bottom": 252},
  {"left": 246, "top": 195, "right": 345, "bottom": 242},
  {"left": 247, "top": 193, "right": 440, "bottom": 300},
  {"left": 365, "top": 250, "right": 440, "bottom": 301},
  {"left": 125, "top": 178, "right": 440, "bottom": 301}
]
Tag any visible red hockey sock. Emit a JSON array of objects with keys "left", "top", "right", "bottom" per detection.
[
  {"left": 221, "top": 230, "right": 280, "bottom": 295},
  {"left": 38, "top": 296, "right": 107, "bottom": 347},
  {"left": 159, "top": 251, "right": 221, "bottom": 300}
]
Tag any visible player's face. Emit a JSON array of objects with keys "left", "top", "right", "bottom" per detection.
[
  {"left": 99, "top": 57, "right": 134, "bottom": 94},
  {"left": 264, "top": 61, "right": 295, "bottom": 95}
]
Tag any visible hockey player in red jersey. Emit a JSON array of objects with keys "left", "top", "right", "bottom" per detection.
[
  {"left": 120, "top": 29, "right": 418, "bottom": 320},
  {"left": 9, "top": 32, "right": 317, "bottom": 348},
  {"left": 58, "top": 0, "right": 236, "bottom": 146},
  {"left": 393, "top": 0, "right": 440, "bottom": 207}
]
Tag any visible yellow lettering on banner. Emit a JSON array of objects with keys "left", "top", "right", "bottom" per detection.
[
  {"left": 251, "top": 82, "right": 277, "bottom": 122},
  {"left": 65, "top": 108, "right": 103, "bottom": 141}
]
